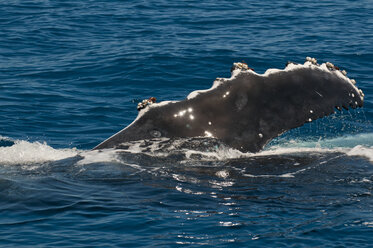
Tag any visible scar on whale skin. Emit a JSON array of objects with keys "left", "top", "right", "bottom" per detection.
[{"left": 94, "top": 58, "right": 364, "bottom": 153}]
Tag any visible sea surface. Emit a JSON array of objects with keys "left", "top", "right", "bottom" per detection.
[{"left": 1, "top": 0, "right": 373, "bottom": 247}]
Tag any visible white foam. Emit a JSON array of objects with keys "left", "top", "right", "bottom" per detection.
[
  {"left": 261, "top": 132, "right": 373, "bottom": 163},
  {"left": 184, "top": 146, "right": 245, "bottom": 160},
  {"left": 254, "top": 147, "right": 334, "bottom": 157},
  {"left": 76, "top": 149, "right": 121, "bottom": 165},
  {"left": 260, "top": 144, "right": 373, "bottom": 164},
  {"left": 97, "top": 132, "right": 373, "bottom": 163},
  {"left": 347, "top": 145, "right": 373, "bottom": 162},
  {"left": 182, "top": 133, "right": 373, "bottom": 162},
  {"left": 0, "top": 140, "right": 78, "bottom": 165}
]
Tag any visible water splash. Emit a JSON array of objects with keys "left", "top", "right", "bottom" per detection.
[
  {"left": 0, "top": 138, "right": 78, "bottom": 165},
  {"left": 1, "top": 133, "right": 372, "bottom": 167},
  {"left": 347, "top": 145, "right": 373, "bottom": 162}
]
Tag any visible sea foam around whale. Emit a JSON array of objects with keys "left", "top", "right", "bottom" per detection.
[{"left": 1, "top": 133, "right": 372, "bottom": 167}]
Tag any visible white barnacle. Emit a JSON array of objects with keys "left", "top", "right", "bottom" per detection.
[
  {"left": 238, "top": 63, "right": 248, "bottom": 70},
  {"left": 308, "top": 118, "right": 312, "bottom": 122},
  {"left": 310, "top": 110, "right": 313, "bottom": 113},
  {"left": 351, "top": 79, "right": 356, "bottom": 85},
  {"left": 359, "top": 89, "right": 364, "bottom": 97},
  {"left": 188, "top": 107, "right": 193, "bottom": 113},
  {"left": 233, "top": 62, "right": 248, "bottom": 70},
  {"left": 208, "top": 121, "right": 212, "bottom": 125},
  {"left": 258, "top": 133, "right": 263, "bottom": 138},
  {"left": 306, "top": 56, "right": 312, "bottom": 62},
  {"left": 189, "top": 114, "right": 194, "bottom": 120},
  {"left": 326, "top": 62, "right": 334, "bottom": 68},
  {"left": 351, "top": 93, "right": 355, "bottom": 98},
  {"left": 341, "top": 70, "right": 347, "bottom": 76}
]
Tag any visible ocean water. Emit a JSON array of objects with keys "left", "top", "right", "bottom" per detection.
[{"left": 1, "top": 0, "right": 373, "bottom": 247}]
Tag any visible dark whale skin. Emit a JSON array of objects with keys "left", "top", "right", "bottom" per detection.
[{"left": 94, "top": 60, "right": 364, "bottom": 153}]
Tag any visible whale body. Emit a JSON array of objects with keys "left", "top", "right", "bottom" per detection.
[{"left": 94, "top": 59, "right": 364, "bottom": 153}]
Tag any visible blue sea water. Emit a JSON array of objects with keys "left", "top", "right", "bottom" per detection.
[{"left": 1, "top": 0, "right": 373, "bottom": 247}]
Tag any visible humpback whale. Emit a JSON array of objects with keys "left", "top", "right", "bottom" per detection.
[{"left": 94, "top": 58, "right": 364, "bottom": 153}]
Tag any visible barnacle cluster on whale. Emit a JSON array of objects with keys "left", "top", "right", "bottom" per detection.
[{"left": 94, "top": 57, "right": 364, "bottom": 153}]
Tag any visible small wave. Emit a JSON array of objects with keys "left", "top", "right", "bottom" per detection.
[{"left": 0, "top": 139, "right": 78, "bottom": 165}]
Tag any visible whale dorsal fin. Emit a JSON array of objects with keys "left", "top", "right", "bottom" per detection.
[{"left": 94, "top": 59, "right": 364, "bottom": 153}]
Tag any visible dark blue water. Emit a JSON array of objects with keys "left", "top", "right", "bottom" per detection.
[{"left": 1, "top": 1, "right": 373, "bottom": 247}]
